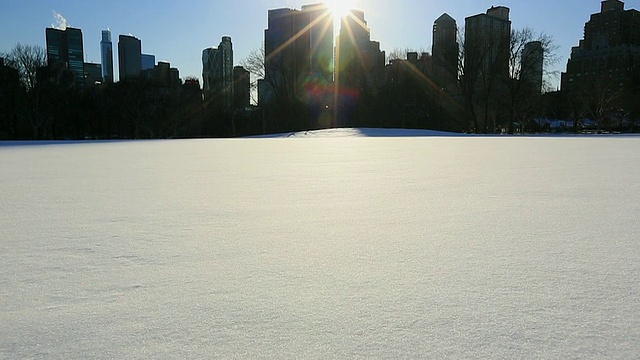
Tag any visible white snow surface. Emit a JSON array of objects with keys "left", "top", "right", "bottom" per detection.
[
  {"left": 2, "top": 130, "right": 640, "bottom": 358},
  {"left": 250, "top": 127, "right": 460, "bottom": 138}
]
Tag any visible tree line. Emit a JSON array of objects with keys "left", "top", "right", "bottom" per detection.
[
  {"left": 0, "top": 44, "right": 260, "bottom": 140},
  {"left": 2, "top": 27, "right": 639, "bottom": 140}
]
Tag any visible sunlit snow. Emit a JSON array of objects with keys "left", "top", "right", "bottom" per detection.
[{"left": 1, "top": 129, "right": 639, "bottom": 358}]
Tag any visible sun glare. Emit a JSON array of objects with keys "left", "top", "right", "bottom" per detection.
[{"left": 325, "top": 0, "right": 354, "bottom": 19}]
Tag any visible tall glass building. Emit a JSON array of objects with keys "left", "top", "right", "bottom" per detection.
[
  {"left": 46, "top": 27, "right": 85, "bottom": 88},
  {"left": 202, "top": 36, "right": 234, "bottom": 109},
  {"left": 118, "top": 35, "right": 142, "bottom": 80},
  {"left": 141, "top": 54, "right": 156, "bottom": 71},
  {"left": 100, "top": 30, "right": 114, "bottom": 83}
]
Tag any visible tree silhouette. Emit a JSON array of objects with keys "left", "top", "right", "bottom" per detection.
[{"left": 505, "top": 29, "right": 558, "bottom": 133}]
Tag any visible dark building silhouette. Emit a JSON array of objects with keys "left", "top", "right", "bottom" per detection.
[
  {"left": 262, "top": 3, "right": 333, "bottom": 105},
  {"left": 432, "top": 13, "right": 459, "bottom": 88},
  {"left": 46, "top": 27, "right": 85, "bottom": 88},
  {"left": 336, "top": 9, "right": 385, "bottom": 88},
  {"left": 118, "top": 34, "right": 142, "bottom": 81},
  {"left": 334, "top": 9, "right": 386, "bottom": 127},
  {"left": 304, "top": 3, "right": 334, "bottom": 86},
  {"left": 0, "top": 57, "right": 19, "bottom": 84},
  {"left": 233, "top": 66, "right": 251, "bottom": 111},
  {"left": 202, "top": 36, "right": 234, "bottom": 109},
  {"left": 140, "top": 54, "right": 156, "bottom": 81},
  {"left": 148, "top": 61, "right": 180, "bottom": 86},
  {"left": 522, "top": 41, "right": 544, "bottom": 93},
  {"left": 0, "top": 57, "right": 19, "bottom": 82},
  {"left": 336, "top": 10, "right": 385, "bottom": 101},
  {"left": 262, "top": 8, "right": 302, "bottom": 104},
  {"left": 561, "top": 0, "right": 640, "bottom": 94},
  {"left": 464, "top": 6, "right": 511, "bottom": 82},
  {"left": 0, "top": 58, "right": 21, "bottom": 139},
  {"left": 100, "top": 29, "right": 114, "bottom": 83},
  {"left": 84, "top": 62, "right": 102, "bottom": 87},
  {"left": 141, "top": 54, "right": 156, "bottom": 71}
]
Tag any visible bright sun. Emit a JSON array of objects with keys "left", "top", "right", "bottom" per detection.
[{"left": 325, "top": 0, "right": 354, "bottom": 19}]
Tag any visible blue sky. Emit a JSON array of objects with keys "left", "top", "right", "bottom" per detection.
[{"left": 1, "top": 0, "right": 639, "bottom": 88}]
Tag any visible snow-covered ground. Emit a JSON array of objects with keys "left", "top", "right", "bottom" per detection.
[
  {"left": 2, "top": 129, "right": 640, "bottom": 358},
  {"left": 251, "top": 127, "right": 461, "bottom": 138}
]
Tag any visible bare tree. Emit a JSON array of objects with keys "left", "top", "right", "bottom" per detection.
[
  {"left": 505, "top": 29, "right": 558, "bottom": 133},
  {"left": 241, "top": 44, "right": 304, "bottom": 132},
  {"left": 4, "top": 43, "right": 46, "bottom": 90},
  {"left": 386, "top": 47, "right": 429, "bottom": 63},
  {"left": 580, "top": 75, "right": 623, "bottom": 133},
  {"left": 240, "top": 46, "right": 265, "bottom": 106},
  {"left": 456, "top": 27, "right": 510, "bottom": 133}
]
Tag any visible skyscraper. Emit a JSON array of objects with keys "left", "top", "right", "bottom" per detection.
[
  {"left": 335, "top": 9, "right": 385, "bottom": 126},
  {"left": 202, "top": 36, "right": 234, "bottom": 109},
  {"left": 263, "top": 7, "right": 306, "bottom": 104},
  {"left": 46, "top": 27, "right": 85, "bottom": 88},
  {"left": 100, "top": 29, "right": 114, "bottom": 83},
  {"left": 302, "top": 3, "right": 333, "bottom": 84},
  {"left": 522, "top": 41, "right": 544, "bottom": 94},
  {"left": 464, "top": 6, "right": 511, "bottom": 81},
  {"left": 262, "top": 4, "right": 334, "bottom": 105},
  {"left": 432, "top": 13, "right": 458, "bottom": 85},
  {"left": 561, "top": 0, "right": 640, "bottom": 94},
  {"left": 118, "top": 34, "right": 142, "bottom": 81},
  {"left": 336, "top": 9, "right": 385, "bottom": 90}
]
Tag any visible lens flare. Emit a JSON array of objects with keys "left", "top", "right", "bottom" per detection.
[{"left": 325, "top": 0, "right": 353, "bottom": 19}]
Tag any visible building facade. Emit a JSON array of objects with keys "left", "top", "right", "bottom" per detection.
[
  {"left": 46, "top": 27, "right": 85, "bottom": 88},
  {"left": 84, "top": 62, "right": 102, "bottom": 87},
  {"left": 303, "top": 3, "right": 334, "bottom": 85},
  {"left": 118, "top": 34, "right": 142, "bottom": 81},
  {"left": 141, "top": 54, "right": 156, "bottom": 71},
  {"left": 464, "top": 6, "right": 511, "bottom": 82},
  {"left": 0, "top": 58, "right": 21, "bottom": 139},
  {"left": 336, "top": 9, "right": 385, "bottom": 91},
  {"left": 561, "top": 0, "right": 640, "bottom": 95},
  {"left": 263, "top": 7, "right": 306, "bottom": 104},
  {"left": 432, "top": 13, "right": 459, "bottom": 87},
  {"left": 262, "top": 4, "right": 334, "bottom": 105},
  {"left": 233, "top": 66, "right": 251, "bottom": 111},
  {"left": 100, "top": 30, "right": 114, "bottom": 83},
  {"left": 522, "top": 41, "right": 544, "bottom": 94},
  {"left": 202, "top": 36, "right": 234, "bottom": 109}
]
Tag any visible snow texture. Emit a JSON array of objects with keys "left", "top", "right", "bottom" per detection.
[{"left": 1, "top": 129, "right": 640, "bottom": 358}]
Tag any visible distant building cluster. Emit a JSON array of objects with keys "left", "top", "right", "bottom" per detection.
[
  {"left": 44, "top": 27, "right": 182, "bottom": 88},
  {"left": 30, "top": 0, "right": 640, "bottom": 109}
]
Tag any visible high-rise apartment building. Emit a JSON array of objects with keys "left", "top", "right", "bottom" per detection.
[
  {"left": 118, "top": 34, "right": 142, "bottom": 81},
  {"left": 202, "top": 36, "right": 234, "bottom": 109},
  {"left": 432, "top": 13, "right": 458, "bottom": 84},
  {"left": 464, "top": 6, "right": 511, "bottom": 82},
  {"left": 561, "top": 0, "right": 640, "bottom": 94},
  {"left": 302, "top": 3, "right": 334, "bottom": 84},
  {"left": 334, "top": 9, "right": 385, "bottom": 126},
  {"left": 100, "top": 30, "right": 114, "bottom": 83},
  {"left": 522, "top": 41, "right": 544, "bottom": 93},
  {"left": 46, "top": 27, "right": 85, "bottom": 88},
  {"left": 262, "top": 4, "right": 334, "bottom": 105},
  {"left": 336, "top": 9, "right": 385, "bottom": 90}
]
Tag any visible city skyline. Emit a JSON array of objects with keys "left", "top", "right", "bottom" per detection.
[{"left": 1, "top": 0, "right": 640, "bottom": 87}]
